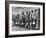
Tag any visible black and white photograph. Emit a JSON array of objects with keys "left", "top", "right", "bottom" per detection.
[
  {"left": 5, "top": 1, "right": 45, "bottom": 37},
  {"left": 12, "top": 7, "right": 40, "bottom": 31}
]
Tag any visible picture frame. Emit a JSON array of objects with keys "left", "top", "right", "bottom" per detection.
[{"left": 5, "top": 1, "right": 45, "bottom": 37}]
